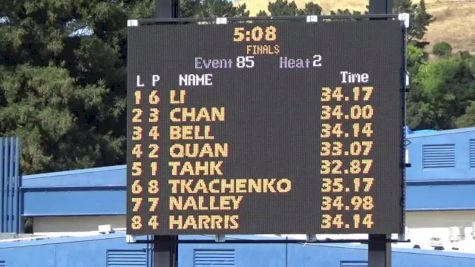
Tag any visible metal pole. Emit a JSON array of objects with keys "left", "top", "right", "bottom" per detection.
[
  {"left": 368, "top": 234, "right": 391, "bottom": 267},
  {"left": 157, "top": 0, "right": 179, "bottom": 18},
  {"left": 369, "top": 0, "right": 393, "bottom": 14},
  {"left": 154, "top": 235, "right": 178, "bottom": 267},
  {"left": 154, "top": 2, "right": 179, "bottom": 267},
  {"left": 368, "top": 1, "right": 393, "bottom": 266}
]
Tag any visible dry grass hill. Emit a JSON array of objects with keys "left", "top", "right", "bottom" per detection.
[{"left": 235, "top": 0, "right": 475, "bottom": 53}]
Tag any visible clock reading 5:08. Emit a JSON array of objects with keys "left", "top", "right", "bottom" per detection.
[{"left": 233, "top": 26, "right": 277, "bottom": 42}]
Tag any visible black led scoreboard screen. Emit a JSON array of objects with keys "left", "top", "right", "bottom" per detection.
[{"left": 127, "top": 20, "right": 405, "bottom": 235}]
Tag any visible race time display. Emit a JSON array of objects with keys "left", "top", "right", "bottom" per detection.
[{"left": 126, "top": 19, "right": 405, "bottom": 235}]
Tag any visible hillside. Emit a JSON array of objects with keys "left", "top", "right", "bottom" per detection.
[
  {"left": 424, "top": 0, "right": 475, "bottom": 53},
  {"left": 235, "top": 0, "right": 475, "bottom": 53}
]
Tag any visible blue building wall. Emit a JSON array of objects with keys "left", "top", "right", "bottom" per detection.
[
  {"left": 0, "top": 233, "right": 152, "bottom": 266},
  {"left": 406, "top": 127, "right": 475, "bottom": 182},
  {"left": 22, "top": 165, "right": 126, "bottom": 217},
  {"left": 2, "top": 233, "right": 475, "bottom": 267},
  {"left": 2, "top": 127, "right": 475, "bottom": 267},
  {"left": 182, "top": 240, "right": 475, "bottom": 267},
  {"left": 405, "top": 127, "right": 475, "bottom": 211}
]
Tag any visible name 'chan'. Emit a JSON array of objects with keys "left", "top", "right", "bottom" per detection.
[{"left": 170, "top": 107, "right": 225, "bottom": 122}]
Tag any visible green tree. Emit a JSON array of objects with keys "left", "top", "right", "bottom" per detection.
[
  {"left": 0, "top": 0, "right": 133, "bottom": 174},
  {"left": 432, "top": 41, "right": 452, "bottom": 57},
  {"left": 407, "top": 55, "right": 475, "bottom": 129},
  {"left": 256, "top": 10, "right": 269, "bottom": 17},
  {"left": 180, "top": 0, "right": 201, "bottom": 17},
  {"left": 394, "top": 0, "right": 417, "bottom": 40},
  {"left": 330, "top": 9, "right": 362, "bottom": 15},
  {"left": 197, "top": 0, "right": 249, "bottom": 17},
  {"left": 406, "top": 45, "right": 428, "bottom": 129},
  {"left": 412, "top": 0, "right": 433, "bottom": 40},
  {"left": 268, "top": 0, "right": 301, "bottom": 16},
  {"left": 0, "top": 0, "right": 250, "bottom": 174},
  {"left": 180, "top": 0, "right": 249, "bottom": 17},
  {"left": 394, "top": 0, "right": 416, "bottom": 15},
  {"left": 129, "top": 0, "right": 156, "bottom": 18},
  {"left": 0, "top": 64, "right": 123, "bottom": 172},
  {"left": 453, "top": 53, "right": 475, "bottom": 128},
  {"left": 407, "top": 44, "right": 427, "bottom": 74},
  {"left": 455, "top": 101, "right": 475, "bottom": 128},
  {"left": 266, "top": 1, "right": 322, "bottom": 16},
  {"left": 302, "top": 3, "right": 322, "bottom": 15},
  {"left": 393, "top": 0, "right": 433, "bottom": 41}
]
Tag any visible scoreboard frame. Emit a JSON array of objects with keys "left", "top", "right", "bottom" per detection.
[{"left": 126, "top": 15, "right": 408, "bottom": 236}]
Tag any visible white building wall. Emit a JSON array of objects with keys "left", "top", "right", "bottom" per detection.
[
  {"left": 404, "top": 211, "right": 475, "bottom": 252},
  {"left": 407, "top": 211, "right": 475, "bottom": 228},
  {"left": 34, "top": 215, "right": 126, "bottom": 236}
]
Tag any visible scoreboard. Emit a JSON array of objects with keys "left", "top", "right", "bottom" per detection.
[{"left": 126, "top": 19, "right": 405, "bottom": 235}]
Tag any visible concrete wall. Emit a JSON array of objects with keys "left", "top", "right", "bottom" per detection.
[
  {"left": 407, "top": 211, "right": 475, "bottom": 229},
  {"left": 33, "top": 216, "right": 126, "bottom": 235}
]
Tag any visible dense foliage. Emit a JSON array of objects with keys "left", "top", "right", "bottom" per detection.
[
  {"left": 256, "top": 0, "right": 322, "bottom": 16},
  {"left": 432, "top": 41, "right": 452, "bottom": 57},
  {"left": 394, "top": 0, "right": 433, "bottom": 41},
  {"left": 0, "top": 0, "right": 473, "bottom": 174},
  {"left": 407, "top": 47, "right": 475, "bottom": 129},
  {"left": 0, "top": 0, "right": 133, "bottom": 174},
  {"left": 0, "top": 0, "right": 249, "bottom": 174}
]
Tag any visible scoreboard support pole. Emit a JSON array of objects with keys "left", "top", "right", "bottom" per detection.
[
  {"left": 368, "top": 234, "right": 392, "bottom": 267},
  {"left": 156, "top": 0, "right": 179, "bottom": 18},
  {"left": 154, "top": 1, "right": 179, "bottom": 267},
  {"left": 369, "top": 0, "right": 393, "bottom": 14},
  {"left": 154, "top": 236, "right": 178, "bottom": 267},
  {"left": 368, "top": 1, "right": 393, "bottom": 266}
]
